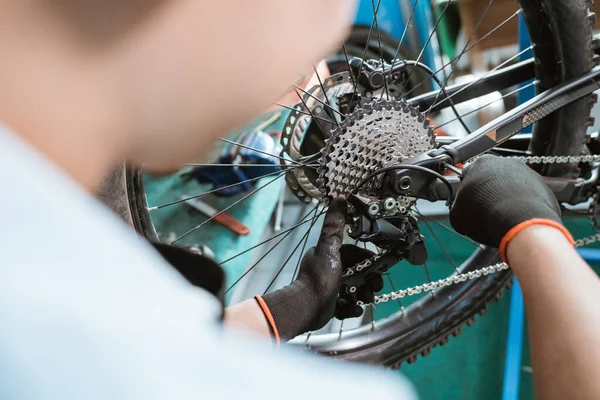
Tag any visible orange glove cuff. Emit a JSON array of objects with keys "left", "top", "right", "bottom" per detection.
[
  {"left": 499, "top": 218, "right": 575, "bottom": 263},
  {"left": 254, "top": 295, "right": 280, "bottom": 347}
]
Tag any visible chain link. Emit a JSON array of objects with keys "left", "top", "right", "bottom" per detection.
[
  {"left": 360, "top": 232, "right": 600, "bottom": 306},
  {"left": 356, "top": 154, "right": 600, "bottom": 306},
  {"left": 508, "top": 154, "right": 600, "bottom": 164},
  {"left": 342, "top": 253, "right": 385, "bottom": 277}
]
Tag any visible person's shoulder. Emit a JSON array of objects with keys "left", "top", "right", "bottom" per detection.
[
  {"left": 205, "top": 329, "right": 419, "bottom": 400},
  {"left": 0, "top": 126, "right": 221, "bottom": 322}
]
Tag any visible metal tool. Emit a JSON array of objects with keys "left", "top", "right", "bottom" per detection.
[
  {"left": 183, "top": 196, "right": 250, "bottom": 236},
  {"left": 444, "top": 163, "right": 464, "bottom": 176}
]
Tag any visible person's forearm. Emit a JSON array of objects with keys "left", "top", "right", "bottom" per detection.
[
  {"left": 507, "top": 226, "right": 600, "bottom": 400},
  {"left": 224, "top": 300, "right": 271, "bottom": 338}
]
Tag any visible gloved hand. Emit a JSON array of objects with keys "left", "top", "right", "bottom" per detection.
[
  {"left": 449, "top": 155, "right": 574, "bottom": 261},
  {"left": 255, "top": 198, "right": 350, "bottom": 342}
]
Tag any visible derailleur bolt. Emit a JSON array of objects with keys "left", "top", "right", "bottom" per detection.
[
  {"left": 368, "top": 203, "right": 380, "bottom": 216},
  {"left": 398, "top": 176, "right": 412, "bottom": 191},
  {"left": 384, "top": 198, "right": 396, "bottom": 210}
]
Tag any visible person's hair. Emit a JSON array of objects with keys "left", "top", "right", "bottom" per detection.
[{"left": 41, "top": 0, "right": 165, "bottom": 46}]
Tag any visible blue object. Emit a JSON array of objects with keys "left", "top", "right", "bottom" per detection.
[
  {"left": 577, "top": 248, "right": 600, "bottom": 265},
  {"left": 414, "top": 0, "right": 439, "bottom": 73},
  {"left": 502, "top": 278, "right": 525, "bottom": 400},
  {"left": 518, "top": 14, "right": 535, "bottom": 134},
  {"left": 355, "top": 0, "right": 407, "bottom": 41},
  {"left": 502, "top": 16, "right": 533, "bottom": 400},
  {"left": 354, "top": 0, "right": 439, "bottom": 72},
  {"left": 192, "top": 130, "right": 280, "bottom": 197}
]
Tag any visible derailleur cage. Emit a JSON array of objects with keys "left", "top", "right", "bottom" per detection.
[
  {"left": 337, "top": 193, "right": 429, "bottom": 312},
  {"left": 346, "top": 193, "right": 427, "bottom": 265}
]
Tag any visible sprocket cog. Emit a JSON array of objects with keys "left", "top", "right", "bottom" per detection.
[{"left": 317, "top": 98, "right": 436, "bottom": 202}]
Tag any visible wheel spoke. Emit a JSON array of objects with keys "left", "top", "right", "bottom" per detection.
[
  {"left": 171, "top": 170, "right": 288, "bottom": 244},
  {"left": 371, "top": 0, "right": 390, "bottom": 100},
  {"left": 294, "top": 85, "right": 347, "bottom": 119},
  {"left": 386, "top": 274, "right": 405, "bottom": 311},
  {"left": 404, "top": 9, "right": 522, "bottom": 99},
  {"left": 423, "top": 262, "right": 435, "bottom": 296},
  {"left": 413, "top": 209, "right": 478, "bottom": 245},
  {"left": 349, "top": 0, "right": 383, "bottom": 106},
  {"left": 342, "top": 42, "right": 361, "bottom": 101},
  {"left": 224, "top": 206, "right": 325, "bottom": 293},
  {"left": 291, "top": 203, "right": 322, "bottom": 283},
  {"left": 403, "top": 60, "right": 472, "bottom": 133},
  {"left": 429, "top": 45, "right": 534, "bottom": 111},
  {"left": 219, "top": 138, "right": 303, "bottom": 165},
  {"left": 263, "top": 208, "right": 325, "bottom": 294},
  {"left": 400, "top": 0, "right": 452, "bottom": 94},
  {"left": 435, "top": 80, "right": 539, "bottom": 130},
  {"left": 225, "top": 231, "right": 292, "bottom": 294},
  {"left": 274, "top": 102, "right": 337, "bottom": 125},
  {"left": 298, "top": 152, "right": 322, "bottom": 167},
  {"left": 312, "top": 65, "right": 340, "bottom": 128},
  {"left": 183, "top": 163, "right": 311, "bottom": 168},
  {"left": 148, "top": 166, "right": 300, "bottom": 211},
  {"left": 377, "top": 246, "right": 404, "bottom": 311},
  {"left": 294, "top": 87, "right": 332, "bottom": 138},
  {"left": 220, "top": 203, "right": 323, "bottom": 266},
  {"left": 416, "top": 207, "right": 459, "bottom": 272},
  {"left": 427, "top": 0, "right": 496, "bottom": 113},
  {"left": 385, "top": 0, "right": 421, "bottom": 83}
]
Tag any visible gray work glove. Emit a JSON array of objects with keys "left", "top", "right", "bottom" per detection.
[
  {"left": 256, "top": 198, "right": 347, "bottom": 341},
  {"left": 449, "top": 155, "right": 573, "bottom": 260}
]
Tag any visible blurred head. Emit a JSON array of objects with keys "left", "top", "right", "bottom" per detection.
[{"left": 0, "top": 1, "right": 356, "bottom": 178}]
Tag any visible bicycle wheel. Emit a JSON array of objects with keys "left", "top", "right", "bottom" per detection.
[{"left": 100, "top": 0, "right": 597, "bottom": 368}]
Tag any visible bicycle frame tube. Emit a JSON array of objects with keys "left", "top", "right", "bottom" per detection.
[
  {"left": 387, "top": 66, "right": 600, "bottom": 205},
  {"left": 408, "top": 32, "right": 600, "bottom": 112},
  {"left": 428, "top": 167, "right": 599, "bottom": 205},
  {"left": 408, "top": 58, "right": 536, "bottom": 112},
  {"left": 445, "top": 67, "right": 600, "bottom": 162}
]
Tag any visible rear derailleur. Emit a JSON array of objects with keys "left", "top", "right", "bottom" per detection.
[{"left": 337, "top": 193, "right": 428, "bottom": 312}]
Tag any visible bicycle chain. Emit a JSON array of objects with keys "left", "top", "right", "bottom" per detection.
[
  {"left": 342, "top": 251, "right": 388, "bottom": 278},
  {"left": 506, "top": 154, "right": 600, "bottom": 164},
  {"left": 355, "top": 153, "right": 600, "bottom": 306}
]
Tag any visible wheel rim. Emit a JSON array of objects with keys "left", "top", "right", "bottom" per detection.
[{"left": 126, "top": 0, "right": 593, "bottom": 366}]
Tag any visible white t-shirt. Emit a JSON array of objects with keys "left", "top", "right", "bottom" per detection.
[{"left": 0, "top": 128, "right": 416, "bottom": 399}]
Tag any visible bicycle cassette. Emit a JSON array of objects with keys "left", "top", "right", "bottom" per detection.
[{"left": 318, "top": 98, "right": 436, "bottom": 201}]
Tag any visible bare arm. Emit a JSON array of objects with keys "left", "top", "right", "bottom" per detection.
[
  {"left": 224, "top": 300, "right": 271, "bottom": 337},
  {"left": 449, "top": 156, "right": 600, "bottom": 399},
  {"left": 507, "top": 226, "right": 600, "bottom": 400}
]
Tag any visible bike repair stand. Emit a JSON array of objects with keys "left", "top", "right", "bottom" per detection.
[{"left": 502, "top": 16, "right": 600, "bottom": 400}]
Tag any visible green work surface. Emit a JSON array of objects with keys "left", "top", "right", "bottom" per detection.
[
  {"left": 393, "top": 217, "right": 600, "bottom": 400},
  {"left": 143, "top": 110, "right": 288, "bottom": 294},
  {"left": 144, "top": 173, "right": 282, "bottom": 288}
]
